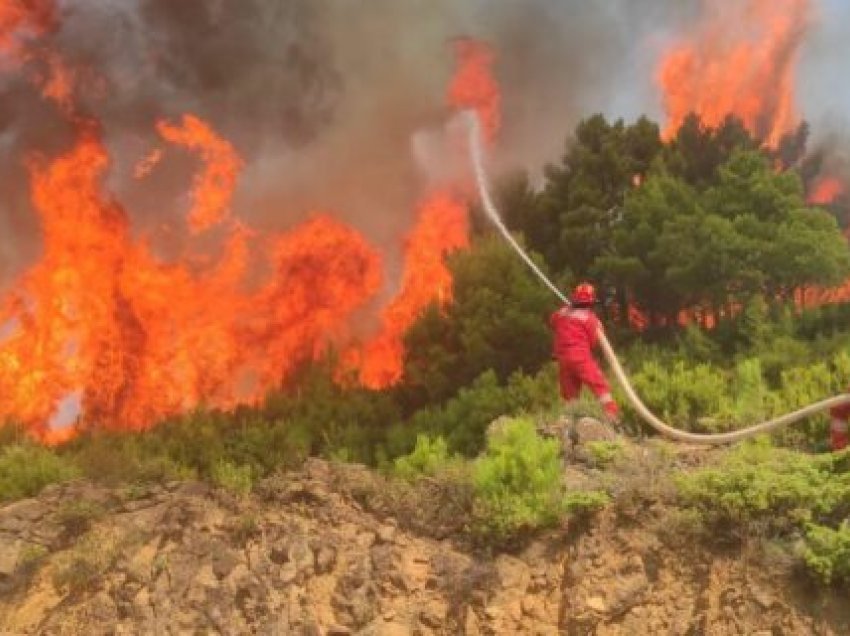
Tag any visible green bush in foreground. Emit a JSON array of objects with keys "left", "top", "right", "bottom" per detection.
[
  {"left": 0, "top": 444, "right": 79, "bottom": 502},
  {"left": 210, "top": 460, "right": 254, "bottom": 497},
  {"left": 803, "top": 522, "right": 850, "bottom": 585},
  {"left": 675, "top": 441, "right": 850, "bottom": 535},
  {"left": 393, "top": 434, "right": 456, "bottom": 481},
  {"left": 471, "top": 416, "right": 607, "bottom": 541},
  {"left": 585, "top": 440, "right": 627, "bottom": 467}
]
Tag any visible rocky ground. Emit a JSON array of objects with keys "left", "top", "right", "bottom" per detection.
[{"left": 2, "top": 423, "right": 850, "bottom": 635}]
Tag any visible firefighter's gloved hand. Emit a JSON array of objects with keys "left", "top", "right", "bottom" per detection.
[
  {"left": 605, "top": 412, "right": 621, "bottom": 428},
  {"left": 603, "top": 404, "right": 621, "bottom": 429}
]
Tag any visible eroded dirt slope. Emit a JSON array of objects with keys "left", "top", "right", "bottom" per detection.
[{"left": 1, "top": 455, "right": 848, "bottom": 635}]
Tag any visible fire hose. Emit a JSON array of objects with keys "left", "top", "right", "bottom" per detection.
[{"left": 464, "top": 110, "right": 850, "bottom": 445}]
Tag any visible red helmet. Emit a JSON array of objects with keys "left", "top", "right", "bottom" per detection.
[{"left": 571, "top": 282, "right": 597, "bottom": 305}]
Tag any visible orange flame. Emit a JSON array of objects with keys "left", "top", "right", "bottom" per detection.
[
  {"left": 34, "top": 50, "right": 76, "bottom": 112},
  {"left": 351, "top": 193, "right": 469, "bottom": 388},
  {"left": 0, "top": 33, "right": 502, "bottom": 439},
  {"left": 157, "top": 115, "right": 244, "bottom": 234},
  {"left": 657, "top": 0, "right": 810, "bottom": 148},
  {"left": 448, "top": 38, "right": 500, "bottom": 142},
  {"left": 347, "top": 39, "right": 500, "bottom": 388},
  {"left": 0, "top": 118, "right": 384, "bottom": 438},
  {"left": 808, "top": 176, "right": 845, "bottom": 206},
  {"left": 0, "top": 0, "right": 55, "bottom": 60}
]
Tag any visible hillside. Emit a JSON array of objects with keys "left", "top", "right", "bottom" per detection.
[{"left": 3, "top": 431, "right": 850, "bottom": 635}]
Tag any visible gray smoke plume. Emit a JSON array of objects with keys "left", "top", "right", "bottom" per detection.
[{"left": 0, "top": 0, "right": 846, "bottom": 287}]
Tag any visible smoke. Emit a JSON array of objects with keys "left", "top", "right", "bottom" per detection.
[{"left": 0, "top": 0, "right": 847, "bottom": 284}]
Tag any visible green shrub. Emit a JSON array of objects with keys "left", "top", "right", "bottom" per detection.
[
  {"left": 0, "top": 444, "right": 79, "bottom": 502},
  {"left": 408, "top": 371, "right": 519, "bottom": 457},
  {"left": 803, "top": 522, "right": 850, "bottom": 584},
  {"left": 210, "top": 460, "right": 254, "bottom": 496},
  {"left": 471, "top": 417, "right": 577, "bottom": 541},
  {"left": 585, "top": 441, "right": 626, "bottom": 467},
  {"left": 393, "top": 435, "right": 456, "bottom": 481},
  {"left": 674, "top": 441, "right": 850, "bottom": 540},
  {"left": 627, "top": 360, "right": 729, "bottom": 429},
  {"left": 563, "top": 491, "right": 611, "bottom": 517},
  {"left": 66, "top": 431, "right": 195, "bottom": 485},
  {"left": 727, "top": 358, "right": 774, "bottom": 424}
]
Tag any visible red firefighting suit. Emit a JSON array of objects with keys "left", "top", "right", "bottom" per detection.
[
  {"left": 829, "top": 391, "right": 850, "bottom": 451},
  {"left": 550, "top": 306, "right": 619, "bottom": 419}
]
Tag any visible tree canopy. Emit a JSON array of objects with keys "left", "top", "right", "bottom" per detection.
[{"left": 503, "top": 113, "right": 850, "bottom": 328}]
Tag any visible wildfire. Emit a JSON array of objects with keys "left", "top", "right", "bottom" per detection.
[
  {"left": 657, "top": 0, "right": 810, "bottom": 148},
  {"left": 157, "top": 115, "right": 244, "bottom": 234},
  {"left": 348, "top": 39, "right": 500, "bottom": 389},
  {"left": 351, "top": 193, "right": 469, "bottom": 388},
  {"left": 0, "top": 22, "right": 499, "bottom": 438},
  {"left": 0, "top": 119, "right": 385, "bottom": 437},
  {"left": 448, "top": 38, "right": 501, "bottom": 142},
  {"left": 0, "top": 0, "right": 56, "bottom": 60},
  {"left": 808, "top": 176, "right": 845, "bottom": 206}
]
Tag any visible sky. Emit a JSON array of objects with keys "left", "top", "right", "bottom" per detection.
[{"left": 799, "top": 0, "right": 850, "bottom": 136}]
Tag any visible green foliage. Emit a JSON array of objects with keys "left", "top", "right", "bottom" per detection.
[
  {"left": 585, "top": 441, "right": 626, "bottom": 467},
  {"left": 66, "top": 430, "right": 196, "bottom": 485},
  {"left": 514, "top": 112, "right": 850, "bottom": 326},
  {"left": 393, "top": 435, "right": 455, "bottom": 481},
  {"left": 618, "top": 343, "right": 850, "bottom": 440},
  {"left": 210, "top": 460, "right": 254, "bottom": 497},
  {"left": 403, "top": 365, "right": 561, "bottom": 457},
  {"left": 803, "top": 522, "right": 850, "bottom": 584},
  {"left": 0, "top": 444, "right": 79, "bottom": 502},
  {"left": 538, "top": 114, "right": 663, "bottom": 277},
  {"left": 665, "top": 113, "right": 757, "bottom": 188},
  {"left": 471, "top": 417, "right": 596, "bottom": 541},
  {"left": 401, "top": 236, "right": 554, "bottom": 408},
  {"left": 675, "top": 441, "right": 850, "bottom": 539},
  {"left": 627, "top": 360, "right": 729, "bottom": 429},
  {"left": 406, "top": 371, "right": 517, "bottom": 457},
  {"left": 563, "top": 490, "right": 611, "bottom": 516}
]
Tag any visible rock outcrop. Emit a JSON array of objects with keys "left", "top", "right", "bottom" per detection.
[{"left": 1, "top": 456, "right": 849, "bottom": 634}]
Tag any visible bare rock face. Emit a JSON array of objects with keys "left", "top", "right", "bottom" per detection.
[{"left": 1, "top": 460, "right": 849, "bottom": 634}]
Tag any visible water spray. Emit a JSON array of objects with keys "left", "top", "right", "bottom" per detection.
[{"left": 465, "top": 110, "right": 850, "bottom": 445}]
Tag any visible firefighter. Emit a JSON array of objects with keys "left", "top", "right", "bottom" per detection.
[
  {"left": 550, "top": 282, "right": 620, "bottom": 424},
  {"left": 829, "top": 394, "right": 850, "bottom": 451}
]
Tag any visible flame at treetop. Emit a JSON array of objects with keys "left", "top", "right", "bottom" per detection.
[
  {"left": 657, "top": 0, "right": 810, "bottom": 148},
  {"left": 808, "top": 176, "right": 845, "bottom": 206},
  {"left": 448, "top": 38, "right": 501, "bottom": 142}
]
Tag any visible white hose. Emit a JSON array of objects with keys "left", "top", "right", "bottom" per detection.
[{"left": 464, "top": 110, "right": 850, "bottom": 445}]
